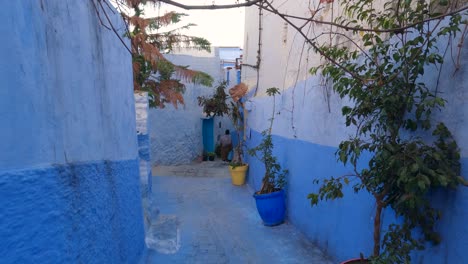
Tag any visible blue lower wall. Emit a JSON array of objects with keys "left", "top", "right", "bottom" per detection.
[
  {"left": 246, "top": 129, "right": 468, "bottom": 263},
  {"left": 0, "top": 159, "right": 145, "bottom": 264}
]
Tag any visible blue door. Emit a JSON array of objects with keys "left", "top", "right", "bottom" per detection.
[{"left": 202, "top": 118, "right": 214, "bottom": 152}]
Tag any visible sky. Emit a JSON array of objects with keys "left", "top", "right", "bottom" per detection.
[{"left": 145, "top": 0, "right": 246, "bottom": 48}]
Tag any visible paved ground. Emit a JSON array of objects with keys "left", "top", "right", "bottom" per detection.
[
  {"left": 152, "top": 160, "right": 231, "bottom": 178},
  {"left": 142, "top": 161, "right": 333, "bottom": 264}
]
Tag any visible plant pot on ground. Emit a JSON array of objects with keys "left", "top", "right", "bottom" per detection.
[
  {"left": 248, "top": 88, "right": 288, "bottom": 226},
  {"left": 207, "top": 152, "right": 215, "bottom": 161},
  {"left": 227, "top": 83, "right": 250, "bottom": 185}
]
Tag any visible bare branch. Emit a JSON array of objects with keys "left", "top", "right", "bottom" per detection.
[
  {"left": 154, "top": 0, "right": 262, "bottom": 10},
  {"left": 258, "top": 1, "right": 366, "bottom": 82},
  {"left": 96, "top": 0, "right": 132, "bottom": 54},
  {"left": 91, "top": 0, "right": 112, "bottom": 30},
  {"left": 265, "top": 4, "right": 468, "bottom": 34}
]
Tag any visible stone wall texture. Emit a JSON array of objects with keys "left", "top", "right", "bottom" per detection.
[{"left": 0, "top": 1, "right": 145, "bottom": 263}]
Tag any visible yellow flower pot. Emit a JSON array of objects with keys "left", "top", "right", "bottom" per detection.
[{"left": 228, "top": 164, "right": 248, "bottom": 186}]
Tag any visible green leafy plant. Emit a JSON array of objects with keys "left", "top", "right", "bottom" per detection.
[
  {"left": 197, "top": 82, "right": 229, "bottom": 117},
  {"left": 248, "top": 87, "right": 288, "bottom": 194},
  {"left": 207, "top": 152, "right": 216, "bottom": 157},
  {"left": 307, "top": 0, "right": 467, "bottom": 262}
]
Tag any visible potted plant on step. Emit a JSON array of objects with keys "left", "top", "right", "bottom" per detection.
[
  {"left": 307, "top": 0, "right": 467, "bottom": 262},
  {"left": 227, "top": 83, "right": 249, "bottom": 186},
  {"left": 207, "top": 152, "right": 216, "bottom": 161},
  {"left": 248, "top": 88, "right": 288, "bottom": 226}
]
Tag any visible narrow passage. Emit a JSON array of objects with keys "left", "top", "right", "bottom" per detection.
[{"left": 143, "top": 161, "right": 333, "bottom": 264}]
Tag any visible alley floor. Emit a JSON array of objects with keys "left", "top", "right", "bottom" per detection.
[{"left": 142, "top": 161, "right": 334, "bottom": 264}]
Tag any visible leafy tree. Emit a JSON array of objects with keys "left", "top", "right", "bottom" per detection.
[
  {"left": 117, "top": 0, "right": 214, "bottom": 108},
  {"left": 197, "top": 82, "right": 230, "bottom": 117},
  {"left": 307, "top": 0, "right": 467, "bottom": 262}
]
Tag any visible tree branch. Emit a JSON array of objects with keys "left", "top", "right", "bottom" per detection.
[
  {"left": 265, "top": 4, "right": 468, "bottom": 33},
  {"left": 96, "top": 0, "right": 132, "bottom": 54},
  {"left": 155, "top": 0, "right": 262, "bottom": 10},
  {"left": 259, "top": 1, "right": 366, "bottom": 83}
]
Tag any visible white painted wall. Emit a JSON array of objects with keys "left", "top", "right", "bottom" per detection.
[
  {"left": 135, "top": 92, "right": 152, "bottom": 197},
  {"left": 242, "top": 1, "right": 468, "bottom": 262},
  {"left": 242, "top": 1, "right": 468, "bottom": 155},
  {"left": 149, "top": 48, "right": 232, "bottom": 165},
  {"left": 0, "top": 0, "right": 137, "bottom": 171}
]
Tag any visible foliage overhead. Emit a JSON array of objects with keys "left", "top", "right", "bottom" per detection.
[
  {"left": 307, "top": 0, "right": 467, "bottom": 262},
  {"left": 118, "top": 0, "right": 214, "bottom": 108}
]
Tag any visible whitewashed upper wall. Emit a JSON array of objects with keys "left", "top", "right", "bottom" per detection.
[
  {"left": 242, "top": 1, "right": 468, "bottom": 155},
  {"left": 149, "top": 50, "right": 226, "bottom": 165},
  {"left": 0, "top": 0, "right": 137, "bottom": 171}
]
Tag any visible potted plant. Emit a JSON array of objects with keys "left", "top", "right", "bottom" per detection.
[
  {"left": 207, "top": 152, "right": 216, "bottom": 161},
  {"left": 197, "top": 82, "right": 229, "bottom": 117},
  {"left": 307, "top": 0, "right": 466, "bottom": 262},
  {"left": 227, "top": 83, "right": 249, "bottom": 186},
  {"left": 198, "top": 82, "right": 250, "bottom": 185},
  {"left": 248, "top": 88, "right": 288, "bottom": 226}
]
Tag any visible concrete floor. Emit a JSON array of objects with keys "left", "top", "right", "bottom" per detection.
[{"left": 143, "top": 161, "right": 333, "bottom": 264}]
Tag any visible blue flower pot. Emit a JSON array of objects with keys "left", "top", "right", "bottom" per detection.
[{"left": 253, "top": 189, "right": 286, "bottom": 226}]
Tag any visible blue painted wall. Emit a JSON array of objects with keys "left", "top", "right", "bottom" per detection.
[
  {"left": 0, "top": 160, "right": 145, "bottom": 264},
  {"left": 246, "top": 130, "right": 468, "bottom": 263},
  {"left": 242, "top": 28, "right": 468, "bottom": 262},
  {"left": 0, "top": 1, "right": 145, "bottom": 263}
]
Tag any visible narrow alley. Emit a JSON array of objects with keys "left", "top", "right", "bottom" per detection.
[{"left": 142, "top": 161, "right": 333, "bottom": 264}]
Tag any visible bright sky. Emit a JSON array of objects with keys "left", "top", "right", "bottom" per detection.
[{"left": 146, "top": 0, "right": 246, "bottom": 48}]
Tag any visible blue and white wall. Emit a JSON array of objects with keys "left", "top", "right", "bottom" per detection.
[
  {"left": 136, "top": 92, "right": 152, "bottom": 198},
  {"left": 243, "top": 1, "right": 468, "bottom": 263},
  {"left": 0, "top": 1, "right": 145, "bottom": 263},
  {"left": 149, "top": 48, "right": 234, "bottom": 165}
]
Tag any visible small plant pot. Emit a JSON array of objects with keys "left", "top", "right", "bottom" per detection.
[
  {"left": 228, "top": 164, "right": 248, "bottom": 186},
  {"left": 340, "top": 258, "right": 369, "bottom": 264},
  {"left": 208, "top": 156, "right": 215, "bottom": 161},
  {"left": 253, "top": 189, "right": 286, "bottom": 226}
]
